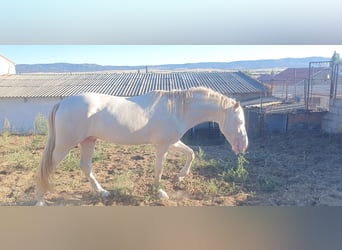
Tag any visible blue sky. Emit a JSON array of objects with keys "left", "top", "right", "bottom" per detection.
[{"left": 0, "top": 45, "right": 341, "bottom": 66}]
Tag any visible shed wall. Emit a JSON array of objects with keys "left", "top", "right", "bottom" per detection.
[
  {"left": 0, "top": 57, "right": 15, "bottom": 75},
  {"left": 0, "top": 98, "right": 60, "bottom": 133}
]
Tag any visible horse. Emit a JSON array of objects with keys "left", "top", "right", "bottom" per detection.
[{"left": 35, "top": 87, "right": 248, "bottom": 205}]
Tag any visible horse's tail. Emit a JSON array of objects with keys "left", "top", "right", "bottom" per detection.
[{"left": 37, "top": 102, "right": 60, "bottom": 192}]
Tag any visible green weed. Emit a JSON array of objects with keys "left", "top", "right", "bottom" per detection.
[
  {"left": 1, "top": 118, "right": 11, "bottom": 143},
  {"left": 92, "top": 149, "right": 108, "bottom": 163},
  {"left": 193, "top": 147, "right": 225, "bottom": 170},
  {"left": 142, "top": 182, "right": 166, "bottom": 203},
  {"left": 60, "top": 149, "right": 80, "bottom": 172},
  {"left": 222, "top": 154, "right": 249, "bottom": 184},
  {"left": 111, "top": 170, "right": 134, "bottom": 196},
  {"left": 33, "top": 113, "right": 48, "bottom": 135},
  {"left": 179, "top": 148, "right": 249, "bottom": 196},
  {"left": 29, "top": 135, "right": 46, "bottom": 151}
]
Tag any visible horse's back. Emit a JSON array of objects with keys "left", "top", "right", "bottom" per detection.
[{"left": 57, "top": 93, "right": 122, "bottom": 118}]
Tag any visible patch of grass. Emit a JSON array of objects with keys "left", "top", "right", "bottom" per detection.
[
  {"left": 143, "top": 183, "right": 166, "bottom": 203},
  {"left": 92, "top": 148, "right": 108, "bottom": 163},
  {"left": 179, "top": 175, "right": 241, "bottom": 198},
  {"left": 242, "top": 151, "right": 281, "bottom": 193},
  {"left": 1, "top": 131, "right": 11, "bottom": 144},
  {"left": 197, "top": 147, "right": 206, "bottom": 161},
  {"left": 111, "top": 170, "right": 134, "bottom": 197},
  {"left": 3, "top": 149, "right": 25, "bottom": 168},
  {"left": 257, "top": 176, "right": 277, "bottom": 192},
  {"left": 33, "top": 113, "right": 48, "bottom": 135},
  {"left": 178, "top": 148, "right": 250, "bottom": 197},
  {"left": 193, "top": 177, "right": 218, "bottom": 196},
  {"left": 2, "top": 145, "right": 37, "bottom": 171},
  {"left": 29, "top": 135, "right": 46, "bottom": 151},
  {"left": 221, "top": 154, "right": 249, "bottom": 184},
  {"left": 193, "top": 146, "right": 225, "bottom": 170},
  {"left": 70, "top": 178, "right": 82, "bottom": 190},
  {"left": 60, "top": 149, "right": 80, "bottom": 172},
  {"left": 2, "top": 117, "right": 12, "bottom": 142},
  {"left": 1, "top": 121, "right": 12, "bottom": 144},
  {"left": 245, "top": 151, "right": 269, "bottom": 164}
]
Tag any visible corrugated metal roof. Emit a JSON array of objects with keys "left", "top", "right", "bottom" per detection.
[{"left": 0, "top": 71, "right": 266, "bottom": 98}]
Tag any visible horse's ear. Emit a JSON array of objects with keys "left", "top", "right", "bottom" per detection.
[{"left": 233, "top": 102, "right": 240, "bottom": 110}]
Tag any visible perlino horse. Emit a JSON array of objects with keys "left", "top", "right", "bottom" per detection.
[{"left": 36, "top": 87, "right": 248, "bottom": 205}]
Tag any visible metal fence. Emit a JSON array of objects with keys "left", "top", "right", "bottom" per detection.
[{"left": 270, "top": 60, "right": 342, "bottom": 111}]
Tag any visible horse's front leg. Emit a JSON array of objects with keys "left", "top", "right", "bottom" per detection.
[
  {"left": 80, "top": 138, "right": 110, "bottom": 197},
  {"left": 154, "top": 144, "right": 170, "bottom": 199},
  {"left": 170, "top": 140, "right": 195, "bottom": 182}
]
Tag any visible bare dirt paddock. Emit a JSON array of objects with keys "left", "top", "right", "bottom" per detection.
[{"left": 0, "top": 131, "right": 341, "bottom": 206}]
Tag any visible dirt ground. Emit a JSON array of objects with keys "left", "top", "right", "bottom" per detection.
[{"left": 0, "top": 131, "right": 342, "bottom": 206}]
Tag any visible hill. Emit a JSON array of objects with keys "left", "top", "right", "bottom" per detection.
[{"left": 15, "top": 57, "right": 329, "bottom": 73}]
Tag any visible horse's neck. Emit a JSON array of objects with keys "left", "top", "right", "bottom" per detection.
[{"left": 183, "top": 97, "right": 222, "bottom": 129}]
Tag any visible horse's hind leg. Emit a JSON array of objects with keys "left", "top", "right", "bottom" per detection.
[
  {"left": 170, "top": 140, "right": 195, "bottom": 182},
  {"left": 79, "top": 137, "right": 110, "bottom": 197},
  {"left": 36, "top": 146, "right": 71, "bottom": 206}
]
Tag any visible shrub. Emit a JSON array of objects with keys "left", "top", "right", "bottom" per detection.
[
  {"left": 33, "top": 113, "right": 48, "bottom": 135},
  {"left": 222, "top": 154, "right": 249, "bottom": 184},
  {"left": 1, "top": 118, "right": 11, "bottom": 141}
]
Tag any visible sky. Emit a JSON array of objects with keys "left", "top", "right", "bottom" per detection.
[{"left": 1, "top": 45, "right": 341, "bottom": 66}]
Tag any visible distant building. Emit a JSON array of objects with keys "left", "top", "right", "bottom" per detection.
[
  {"left": 0, "top": 54, "right": 16, "bottom": 75},
  {"left": 258, "top": 68, "right": 332, "bottom": 100},
  {"left": 258, "top": 68, "right": 328, "bottom": 86}
]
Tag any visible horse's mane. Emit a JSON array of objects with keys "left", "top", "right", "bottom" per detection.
[
  {"left": 150, "top": 87, "right": 236, "bottom": 118},
  {"left": 189, "top": 87, "right": 236, "bottom": 109}
]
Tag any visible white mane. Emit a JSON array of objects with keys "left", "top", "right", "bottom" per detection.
[{"left": 151, "top": 87, "right": 236, "bottom": 118}]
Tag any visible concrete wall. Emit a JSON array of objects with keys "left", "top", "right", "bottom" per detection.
[
  {"left": 287, "top": 111, "right": 326, "bottom": 131},
  {"left": 322, "top": 98, "right": 342, "bottom": 133},
  {"left": 0, "top": 97, "right": 60, "bottom": 133}
]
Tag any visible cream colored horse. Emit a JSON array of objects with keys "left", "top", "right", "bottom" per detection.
[{"left": 36, "top": 87, "right": 248, "bottom": 205}]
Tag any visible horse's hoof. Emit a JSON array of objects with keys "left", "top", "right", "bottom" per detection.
[
  {"left": 158, "top": 189, "right": 169, "bottom": 200},
  {"left": 99, "top": 190, "right": 110, "bottom": 197},
  {"left": 35, "top": 200, "right": 47, "bottom": 206}
]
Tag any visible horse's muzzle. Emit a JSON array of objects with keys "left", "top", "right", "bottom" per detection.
[{"left": 232, "top": 138, "right": 248, "bottom": 154}]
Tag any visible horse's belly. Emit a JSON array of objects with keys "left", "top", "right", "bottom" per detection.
[
  {"left": 97, "top": 130, "right": 152, "bottom": 145},
  {"left": 92, "top": 120, "right": 182, "bottom": 145}
]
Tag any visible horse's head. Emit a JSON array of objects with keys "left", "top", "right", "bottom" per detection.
[{"left": 219, "top": 102, "right": 248, "bottom": 154}]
